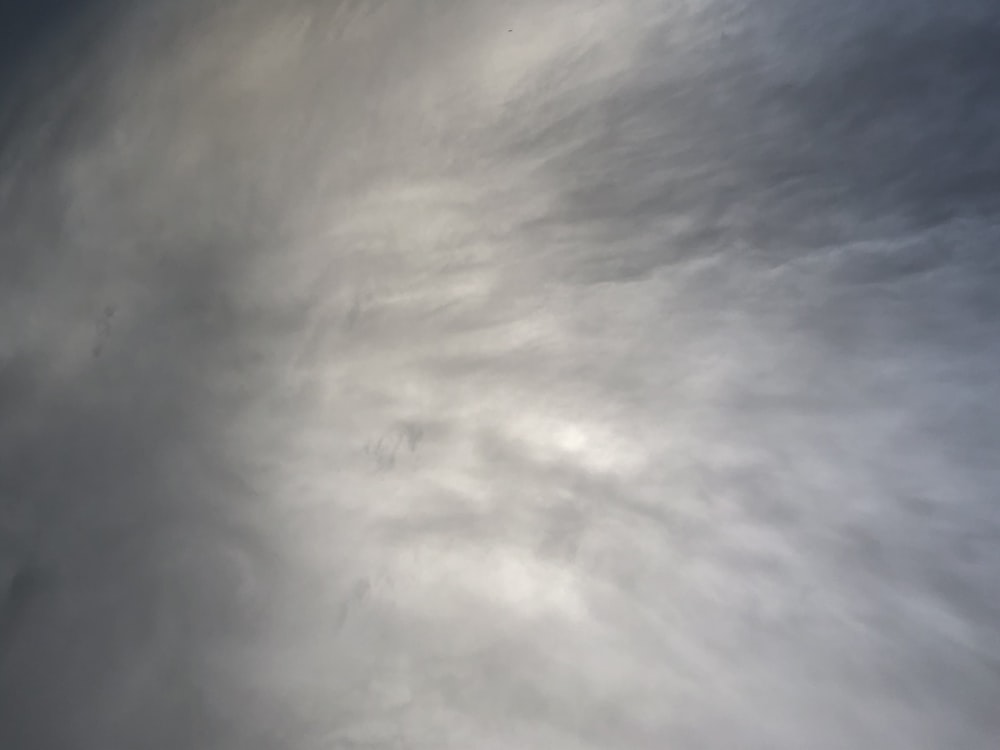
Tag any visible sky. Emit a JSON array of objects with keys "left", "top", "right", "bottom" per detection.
[{"left": 1, "top": 1, "right": 999, "bottom": 748}]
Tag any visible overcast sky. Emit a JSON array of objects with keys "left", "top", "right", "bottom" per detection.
[{"left": 1, "top": 2, "right": 999, "bottom": 748}]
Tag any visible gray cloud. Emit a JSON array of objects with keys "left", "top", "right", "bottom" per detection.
[{"left": 1, "top": 1, "right": 999, "bottom": 748}]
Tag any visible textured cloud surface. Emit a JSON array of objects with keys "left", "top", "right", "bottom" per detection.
[{"left": 1, "top": 1, "right": 999, "bottom": 748}]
